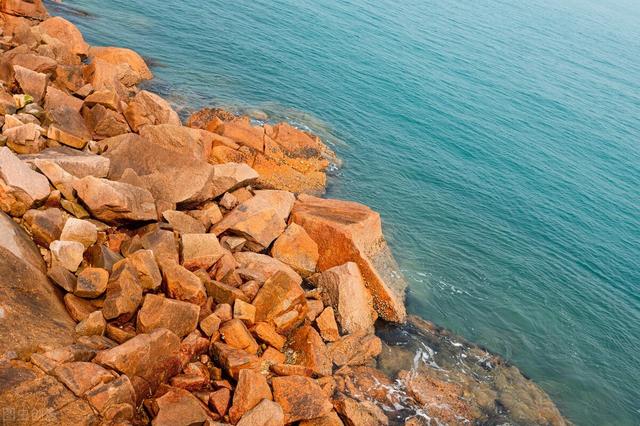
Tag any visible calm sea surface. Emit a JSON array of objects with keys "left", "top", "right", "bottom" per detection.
[{"left": 50, "top": 0, "right": 640, "bottom": 424}]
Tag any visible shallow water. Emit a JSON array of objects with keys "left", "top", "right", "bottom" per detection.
[{"left": 49, "top": 0, "right": 640, "bottom": 424}]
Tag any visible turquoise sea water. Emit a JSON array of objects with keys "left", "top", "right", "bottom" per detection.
[{"left": 50, "top": 0, "right": 640, "bottom": 424}]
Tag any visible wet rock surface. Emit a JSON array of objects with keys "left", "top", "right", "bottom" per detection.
[{"left": 0, "top": 2, "right": 567, "bottom": 425}]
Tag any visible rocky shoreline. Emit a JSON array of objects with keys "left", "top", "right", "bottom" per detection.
[{"left": 0, "top": 1, "right": 567, "bottom": 425}]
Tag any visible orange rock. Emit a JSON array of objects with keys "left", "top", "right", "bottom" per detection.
[
  {"left": 52, "top": 361, "right": 115, "bottom": 397},
  {"left": 161, "top": 260, "right": 207, "bottom": 305},
  {"left": 333, "top": 394, "right": 389, "bottom": 426},
  {"left": 124, "top": 90, "right": 180, "bottom": 132},
  {"left": 270, "top": 363, "right": 314, "bottom": 377},
  {"left": 271, "top": 222, "right": 318, "bottom": 277},
  {"left": 253, "top": 322, "right": 286, "bottom": 350},
  {"left": 0, "top": 0, "right": 47, "bottom": 19},
  {"left": 39, "top": 17, "right": 89, "bottom": 57},
  {"left": 211, "top": 342, "right": 258, "bottom": 379},
  {"left": 84, "top": 104, "right": 131, "bottom": 139},
  {"left": 74, "top": 267, "right": 109, "bottom": 298},
  {"left": 328, "top": 332, "right": 382, "bottom": 367},
  {"left": 153, "top": 388, "right": 214, "bottom": 426},
  {"left": 102, "top": 260, "right": 143, "bottom": 321},
  {"left": 13, "top": 64, "right": 47, "bottom": 103},
  {"left": 212, "top": 190, "right": 295, "bottom": 251},
  {"left": 209, "top": 387, "right": 231, "bottom": 416},
  {"left": 299, "top": 411, "right": 345, "bottom": 426},
  {"left": 261, "top": 346, "right": 286, "bottom": 366},
  {"left": 180, "top": 233, "right": 225, "bottom": 270},
  {"left": 45, "top": 86, "right": 84, "bottom": 113},
  {"left": 220, "top": 117, "right": 265, "bottom": 152},
  {"left": 89, "top": 46, "right": 153, "bottom": 83},
  {"left": 236, "top": 399, "right": 285, "bottom": 426},
  {"left": 136, "top": 293, "right": 200, "bottom": 337},
  {"left": 85, "top": 375, "right": 136, "bottom": 421},
  {"left": 205, "top": 279, "right": 248, "bottom": 305},
  {"left": 272, "top": 375, "right": 333, "bottom": 423},
  {"left": 310, "top": 262, "right": 377, "bottom": 335},
  {"left": 289, "top": 325, "right": 332, "bottom": 377},
  {"left": 252, "top": 271, "right": 307, "bottom": 332},
  {"left": 316, "top": 307, "right": 340, "bottom": 342},
  {"left": 234, "top": 251, "right": 302, "bottom": 285},
  {"left": 234, "top": 299, "right": 256, "bottom": 324},
  {"left": 220, "top": 318, "right": 259, "bottom": 354},
  {"left": 123, "top": 248, "right": 162, "bottom": 290},
  {"left": 229, "top": 369, "right": 273, "bottom": 423},
  {"left": 291, "top": 194, "right": 407, "bottom": 322}
]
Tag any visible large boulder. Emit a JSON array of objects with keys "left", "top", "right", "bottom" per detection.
[
  {"left": 0, "top": 211, "right": 76, "bottom": 359},
  {"left": 89, "top": 46, "right": 153, "bottom": 83},
  {"left": 0, "top": 0, "right": 48, "bottom": 19},
  {"left": 124, "top": 90, "right": 180, "bottom": 132},
  {"left": 99, "top": 133, "right": 219, "bottom": 206},
  {"left": 310, "top": 262, "right": 377, "bottom": 334},
  {"left": 38, "top": 17, "right": 89, "bottom": 57},
  {"left": 290, "top": 195, "right": 407, "bottom": 323}
]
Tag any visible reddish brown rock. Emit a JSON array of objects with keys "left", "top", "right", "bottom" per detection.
[
  {"left": 180, "top": 233, "right": 224, "bottom": 270},
  {"left": 137, "top": 294, "right": 200, "bottom": 337},
  {"left": 234, "top": 299, "right": 256, "bottom": 324},
  {"left": 328, "top": 332, "right": 382, "bottom": 367},
  {"left": 93, "top": 328, "right": 181, "bottom": 390},
  {"left": 74, "top": 267, "right": 109, "bottom": 298},
  {"left": 73, "top": 176, "right": 157, "bottom": 224},
  {"left": 84, "top": 104, "right": 131, "bottom": 139},
  {"left": 39, "top": 17, "right": 89, "bottom": 57},
  {"left": 290, "top": 325, "right": 333, "bottom": 377},
  {"left": 161, "top": 260, "right": 207, "bottom": 305},
  {"left": 89, "top": 46, "right": 153, "bottom": 83},
  {"left": 85, "top": 374, "right": 136, "bottom": 421},
  {"left": 209, "top": 387, "right": 231, "bottom": 416},
  {"left": 210, "top": 162, "right": 259, "bottom": 197},
  {"left": 1, "top": 0, "right": 48, "bottom": 19},
  {"left": 291, "top": 194, "right": 407, "bottom": 322},
  {"left": 13, "top": 64, "right": 47, "bottom": 103},
  {"left": 253, "top": 322, "right": 286, "bottom": 351},
  {"left": 271, "top": 222, "right": 318, "bottom": 277},
  {"left": 140, "top": 228, "right": 179, "bottom": 264},
  {"left": 200, "top": 313, "right": 222, "bottom": 337},
  {"left": 237, "top": 399, "right": 285, "bottom": 426},
  {"left": 0, "top": 146, "right": 50, "bottom": 216},
  {"left": 211, "top": 342, "right": 258, "bottom": 378},
  {"left": 205, "top": 279, "right": 248, "bottom": 305},
  {"left": 299, "top": 411, "right": 345, "bottom": 426},
  {"left": 64, "top": 293, "right": 100, "bottom": 322},
  {"left": 229, "top": 369, "right": 273, "bottom": 423},
  {"left": 124, "top": 90, "right": 180, "bottom": 132},
  {"left": 163, "top": 209, "right": 206, "bottom": 233},
  {"left": 310, "top": 262, "right": 377, "bottom": 335},
  {"left": 271, "top": 363, "right": 314, "bottom": 377},
  {"left": 213, "top": 190, "right": 295, "bottom": 251},
  {"left": 333, "top": 394, "right": 389, "bottom": 426},
  {"left": 252, "top": 271, "right": 307, "bottom": 332},
  {"left": 316, "top": 307, "right": 340, "bottom": 342},
  {"left": 102, "top": 260, "right": 143, "bottom": 320},
  {"left": 124, "top": 248, "right": 162, "bottom": 290},
  {"left": 23, "top": 207, "right": 65, "bottom": 246},
  {"left": 53, "top": 361, "right": 115, "bottom": 397},
  {"left": 152, "top": 387, "right": 213, "bottom": 425},
  {"left": 220, "top": 318, "right": 259, "bottom": 354},
  {"left": 272, "top": 375, "right": 333, "bottom": 423},
  {"left": 75, "top": 310, "right": 106, "bottom": 336},
  {"left": 234, "top": 251, "right": 302, "bottom": 285}
]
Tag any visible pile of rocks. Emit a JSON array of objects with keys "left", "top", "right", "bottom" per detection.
[{"left": 0, "top": 2, "right": 567, "bottom": 426}]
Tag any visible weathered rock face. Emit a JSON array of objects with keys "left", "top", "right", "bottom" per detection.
[
  {"left": 213, "top": 190, "right": 295, "bottom": 251},
  {"left": 0, "top": 211, "right": 75, "bottom": 359},
  {"left": 252, "top": 271, "right": 307, "bottom": 332},
  {"left": 38, "top": 17, "right": 89, "bottom": 57},
  {"left": 0, "top": 146, "right": 50, "bottom": 216},
  {"left": 88, "top": 46, "right": 153, "bottom": 83},
  {"left": 124, "top": 90, "right": 181, "bottom": 132},
  {"left": 291, "top": 194, "right": 407, "bottom": 323},
  {"left": 272, "top": 375, "right": 333, "bottom": 423},
  {"left": 0, "top": 0, "right": 48, "bottom": 19},
  {"left": 21, "top": 146, "right": 111, "bottom": 178},
  {"left": 310, "top": 262, "right": 377, "bottom": 335},
  {"left": 136, "top": 294, "right": 200, "bottom": 337},
  {"left": 99, "top": 133, "right": 219, "bottom": 206},
  {"left": 73, "top": 176, "right": 157, "bottom": 224},
  {"left": 271, "top": 222, "right": 319, "bottom": 277}
]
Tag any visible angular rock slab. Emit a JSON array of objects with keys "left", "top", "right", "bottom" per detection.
[
  {"left": 0, "top": 212, "right": 75, "bottom": 359},
  {"left": 21, "top": 146, "right": 111, "bottom": 178},
  {"left": 73, "top": 176, "right": 156, "bottom": 224},
  {"left": 290, "top": 194, "right": 407, "bottom": 322}
]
